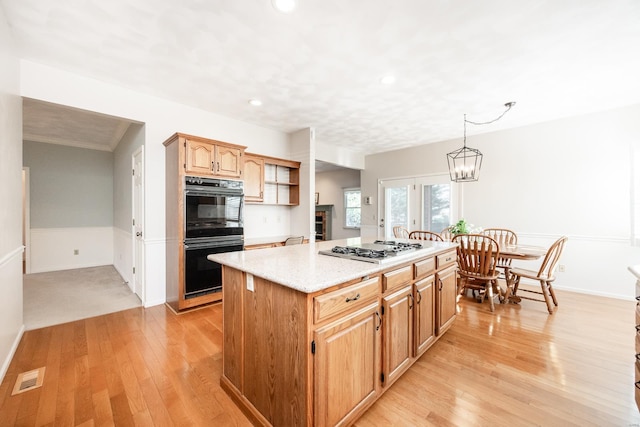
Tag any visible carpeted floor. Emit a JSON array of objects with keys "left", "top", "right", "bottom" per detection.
[{"left": 23, "top": 265, "right": 142, "bottom": 330}]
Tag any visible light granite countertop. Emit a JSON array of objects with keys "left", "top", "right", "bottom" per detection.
[
  {"left": 208, "top": 237, "right": 457, "bottom": 294},
  {"left": 244, "top": 235, "right": 293, "bottom": 246}
]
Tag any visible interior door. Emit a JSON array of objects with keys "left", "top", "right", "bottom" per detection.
[{"left": 132, "top": 147, "right": 144, "bottom": 301}]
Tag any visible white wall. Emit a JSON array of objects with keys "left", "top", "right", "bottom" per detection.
[
  {"left": 0, "top": 7, "right": 24, "bottom": 382},
  {"left": 20, "top": 61, "right": 298, "bottom": 306},
  {"left": 316, "top": 141, "right": 365, "bottom": 170},
  {"left": 290, "top": 128, "right": 316, "bottom": 241},
  {"left": 363, "top": 104, "right": 640, "bottom": 299},
  {"left": 315, "top": 168, "right": 361, "bottom": 240}
]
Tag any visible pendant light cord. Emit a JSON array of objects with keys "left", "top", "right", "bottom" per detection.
[{"left": 465, "top": 102, "right": 516, "bottom": 126}]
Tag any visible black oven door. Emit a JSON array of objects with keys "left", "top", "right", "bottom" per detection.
[
  {"left": 184, "top": 191, "right": 244, "bottom": 239},
  {"left": 184, "top": 239, "right": 244, "bottom": 299}
]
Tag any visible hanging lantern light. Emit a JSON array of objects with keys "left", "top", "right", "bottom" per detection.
[{"left": 447, "top": 102, "right": 515, "bottom": 183}]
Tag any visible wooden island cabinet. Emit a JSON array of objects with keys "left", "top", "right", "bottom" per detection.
[{"left": 209, "top": 238, "right": 458, "bottom": 426}]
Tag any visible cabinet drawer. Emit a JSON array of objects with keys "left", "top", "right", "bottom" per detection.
[
  {"left": 383, "top": 265, "right": 412, "bottom": 293},
  {"left": 436, "top": 250, "right": 456, "bottom": 269},
  {"left": 414, "top": 257, "right": 436, "bottom": 280},
  {"left": 314, "top": 277, "right": 380, "bottom": 323}
]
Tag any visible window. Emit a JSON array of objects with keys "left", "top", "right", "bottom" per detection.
[{"left": 344, "top": 188, "right": 361, "bottom": 228}]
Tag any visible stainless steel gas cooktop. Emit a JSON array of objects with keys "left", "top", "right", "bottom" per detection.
[{"left": 318, "top": 240, "right": 431, "bottom": 264}]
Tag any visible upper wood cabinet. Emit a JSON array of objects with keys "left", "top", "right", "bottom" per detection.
[
  {"left": 164, "top": 133, "right": 246, "bottom": 179},
  {"left": 243, "top": 154, "right": 265, "bottom": 202},
  {"left": 244, "top": 153, "right": 300, "bottom": 205}
]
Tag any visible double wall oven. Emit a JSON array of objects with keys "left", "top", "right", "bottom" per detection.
[{"left": 183, "top": 176, "right": 244, "bottom": 300}]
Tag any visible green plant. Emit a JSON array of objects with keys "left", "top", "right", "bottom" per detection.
[{"left": 449, "top": 219, "right": 469, "bottom": 235}]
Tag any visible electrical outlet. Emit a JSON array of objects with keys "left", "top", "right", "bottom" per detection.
[
  {"left": 558, "top": 264, "right": 565, "bottom": 273},
  {"left": 73, "top": 249, "right": 79, "bottom": 255}
]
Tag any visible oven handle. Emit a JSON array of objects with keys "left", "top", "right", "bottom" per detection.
[
  {"left": 184, "top": 240, "right": 243, "bottom": 250},
  {"left": 185, "top": 188, "right": 244, "bottom": 197}
]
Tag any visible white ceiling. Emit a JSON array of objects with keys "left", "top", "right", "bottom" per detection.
[{"left": 5, "top": 0, "right": 640, "bottom": 156}]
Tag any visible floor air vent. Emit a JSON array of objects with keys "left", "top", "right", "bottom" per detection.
[{"left": 12, "top": 367, "right": 45, "bottom": 395}]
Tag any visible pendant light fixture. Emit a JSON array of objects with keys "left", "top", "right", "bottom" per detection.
[{"left": 447, "top": 102, "right": 516, "bottom": 182}]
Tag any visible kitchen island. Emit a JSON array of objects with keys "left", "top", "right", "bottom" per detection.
[{"left": 208, "top": 237, "right": 458, "bottom": 427}]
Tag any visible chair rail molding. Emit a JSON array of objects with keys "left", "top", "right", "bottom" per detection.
[{"left": 0, "top": 246, "right": 25, "bottom": 269}]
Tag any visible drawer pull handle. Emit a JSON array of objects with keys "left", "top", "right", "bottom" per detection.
[
  {"left": 446, "top": 257, "right": 452, "bottom": 262},
  {"left": 636, "top": 295, "right": 640, "bottom": 301},
  {"left": 636, "top": 381, "right": 640, "bottom": 390},
  {"left": 637, "top": 353, "right": 640, "bottom": 362},
  {"left": 346, "top": 293, "right": 360, "bottom": 303},
  {"left": 636, "top": 324, "right": 640, "bottom": 333},
  {"left": 375, "top": 311, "right": 382, "bottom": 331}
]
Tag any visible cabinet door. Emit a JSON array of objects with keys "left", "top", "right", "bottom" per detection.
[
  {"left": 414, "top": 275, "right": 435, "bottom": 357},
  {"left": 244, "top": 156, "right": 264, "bottom": 202},
  {"left": 185, "top": 139, "right": 214, "bottom": 175},
  {"left": 314, "top": 302, "right": 381, "bottom": 427},
  {"left": 382, "top": 284, "right": 413, "bottom": 387},
  {"left": 436, "top": 265, "right": 457, "bottom": 335},
  {"left": 216, "top": 145, "right": 242, "bottom": 178}
]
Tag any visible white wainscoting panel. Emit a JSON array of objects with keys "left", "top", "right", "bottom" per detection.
[
  {"left": 513, "top": 233, "right": 640, "bottom": 300},
  {"left": 0, "top": 247, "right": 25, "bottom": 383},
  {"left": 143, "top": 238, "right": 166, "bottom": 308},
  {"left": 113, "top": 227, "right": 133, "bottom": 291},
  {"left": 30, "top": 227, "right": 114, "bottom": 273}
]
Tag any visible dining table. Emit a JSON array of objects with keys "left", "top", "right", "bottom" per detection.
[{"left": 497, "top": 244, "right": 548, "bottom": 304}]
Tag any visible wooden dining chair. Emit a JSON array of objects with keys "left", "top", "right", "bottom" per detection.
[
  {"left": 452, "top": 234, "right": 502, "bottom": 312},
  {"left": 393, "top": 226, "right": 410, "bottom": 239},
  {"left": 482, "top": 228, "right": 518, "bottom": 278},
  {"left": 508, "top": 236, "right": 568, "bottom": 314},
  {"left": 440, "top": 228, "right": 453, "bottom": 241},
  {"left": 408, "top": 230, "right": 443, "bottom": 242},
  {"left": 284, "top": 236, "right": 304, "bottom": 245}
]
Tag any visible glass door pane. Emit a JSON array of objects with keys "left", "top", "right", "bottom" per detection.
[
  {"left": 381, "top": 179, "right": 412, "bottom": 239},
  {"left": 422, "top": 184, "right": 450, "bottom": 233}
]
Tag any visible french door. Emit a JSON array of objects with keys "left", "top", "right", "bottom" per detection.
[{"left": 379, "top": 175, "right": 459, "bottom": 239}]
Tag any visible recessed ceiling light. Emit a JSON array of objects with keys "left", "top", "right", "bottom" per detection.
[
  {"left": 248, "top": 98, "right": 262, "bottom": 106},
  {"left": 380, "top": 75, "right": 396, "bottom": 85},
  {"left": 272, "top": 0, "right": 296, "bottom": 13}
]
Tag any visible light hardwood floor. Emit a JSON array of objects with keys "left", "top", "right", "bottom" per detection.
[{"left": 0, "top": 288, "right": 638, "bottom": 426}]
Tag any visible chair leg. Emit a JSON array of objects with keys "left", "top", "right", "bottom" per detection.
[
  {"left": 547, "top": 281, "right": 558, "bottom": 306},
  {"left": 494, "top": 279, "right": 505, "bottom": 303},
  {"left": 512, "top": 276, "right": 520, "bottom": 296},
  {"left": 540, "top": 280, "right": 554, "bottom": 314},
  {"left": 487, "top": 282, "right": 495, "bottom": 312}
]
